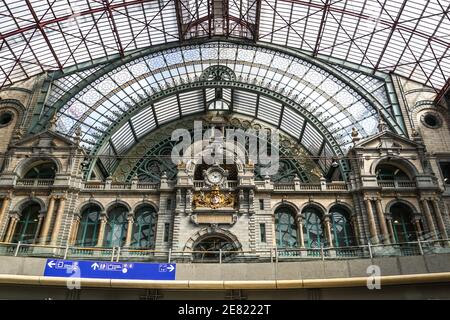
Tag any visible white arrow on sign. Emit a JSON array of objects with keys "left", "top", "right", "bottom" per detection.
[
  {"left": 167, "top": 265, "right": 175, "bottom": 272},
  {"left": 91, "top": 263, "right": 100, "bottom": 270},
  {"left": 47, "top": 260, "right": 56, "bottom": 268}
]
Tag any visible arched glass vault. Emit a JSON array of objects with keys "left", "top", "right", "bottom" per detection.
[{"left": 32, "top": 40, "right": 407, "bottom": 177}]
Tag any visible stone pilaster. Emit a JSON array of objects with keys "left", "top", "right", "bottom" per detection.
[
  {"left": 50, "top": 196, "right": 66, "bottom": 245},
  {"left": 364, "top": 198, "right": 379, "bottom": 244},
  {"left": 39, "top": 195, "right": 56, "bottom": 244}
]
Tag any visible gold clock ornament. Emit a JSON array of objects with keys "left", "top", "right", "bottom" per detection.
[{"left": 193, "top": 186, "right": 236, "bottom": 209}]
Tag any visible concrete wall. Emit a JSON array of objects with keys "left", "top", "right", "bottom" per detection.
[
  {"left": 1, "top": 254, "right": 450, "bottom": 279},
  {"left": 1, "top": 254, "right": 450, "bottom": 299}
]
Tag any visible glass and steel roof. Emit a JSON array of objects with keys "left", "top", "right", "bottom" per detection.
[
  {"left": 37, "top": 41, "right": 403, "bottom": 162},
  {"left": 1, "top": 0, "right": 449, "bottom": 97}
]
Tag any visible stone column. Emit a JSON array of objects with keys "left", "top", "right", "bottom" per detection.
[
  {"left": 39, "top": 195, "right": 56, "bottom": 244},
  {"left": 350, "top": 214, "right": 360, "bottom": 245},
  {"left": 323, "top": 214, "right": 333, "bottom": 248},
  {"left": 431, "top": 199, "right": 448, "bottom": 239},
  {"left": 421, "top": 199, "right": 437, "bottom": 239},
  {"left": 124, "top": 213, "right": 134, "bottom": 247},
  {"left": 50, "top": 196, "right": 66, "bottom": 245},
  {"left": 385, "top": 213, "right": 395, "bottom": 243},
  {"left": 295, "top": 213, "right": 305, "bottom": 248},
  {"left": 0, "top": 196, "right": 11, "bottom": 231},
  {"left": 412, "top": 214, "right": 423, "bottom": 237},
  {"left": 96, "top": 214, "right": 107, "bottom": 247},
  {"left": 364, "top": 198, "right": 379, "bottom": 244},
  {"left": 33, "top": 212, "right": 46, "bottom": 244},
  {"left": 69, "top": 214, "right": 81, "bottom": 246},
  {"left": 375, "top": 198, "right": 390, "bottom": 244},
  {"left": 4, "top": 212, "right": 20, "bottom": 243}
]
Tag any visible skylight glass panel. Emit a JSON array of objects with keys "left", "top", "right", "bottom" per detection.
[
  {"left": 233, "top": 90, "right": 257, "bottom": 116},
  {"left": 154, "top": 96, "right": 180, "bottom": 124},
  {"left": 280, "top": 108, "right": 305, "bottom": 139},
  {"left": 257, "top": 95, "right": 282, "bottom": 125},
  {"left": 131, "top": 106, "right": 157, "bottom": 138},
  {"left": 179, "top": 90, "right": 204, "bottom": 115}
]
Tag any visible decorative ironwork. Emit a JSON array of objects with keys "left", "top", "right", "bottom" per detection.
[
  {"left": 122, "top": 118, "right": 321, "bottom": 183},
  {"left": 200, "top": 65, "right": 237, "bottom": 82}
]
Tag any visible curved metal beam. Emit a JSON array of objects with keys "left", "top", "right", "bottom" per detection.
[
  {"left": 83, "top": 80, "right": 349, "bottom": 178},
  {"left": 32, "top": 37, "right": 404, "bottom": 136}
]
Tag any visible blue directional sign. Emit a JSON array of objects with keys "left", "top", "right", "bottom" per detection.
[{"left": 43, "top": 259, "right": 176, "bottom": 280}]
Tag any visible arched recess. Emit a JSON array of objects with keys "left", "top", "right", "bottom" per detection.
[
  {"left": 272, "top": 201, "right": 300, "bottom": 214},
  {"left": 328, "top": 204, "right": 356, "bottom": 247},
  {"left": 274, "top": 205, "right": 299, "bottom": 248},
  {"left": 104, "top": 200, "right": 132, "bottom": 216},
  {"left": 76, "top": 203, "right": 102, "bottom": 247},
  {"left": 387, "top": 201, "right": 419, "bottom": 243},
  {"left": 116, "top": 116, "right": 321, "bottom": 184},
  {"left": 77, "top": 199, "right": 105, "bottom": 214},
  {"left": 385, "top": 199, "right": 419, "bottom": 216},
  {"left": 371, "top": 156, "right": 420, "bottom": 180},
  {"left": 184, "top": 227, "right": 242, "bottom": 252},
  {"left": 15, "top": 157, "right": 61, "bottom": 179},
  {"left": 131, "top": 203, "right": 158, "bottom": 248},
  {"left": 103, "top": 202, "right": 130, "bottom": 248},
  {"left": 132, "top": 201, "right": 159, "bottom": 214},
  {"left": 13, "top": 197, "right": 46, "bottom": 213},
  {"left": 84, "top": 83, "right": 348, "bottom": 180},
  {"left": 11, "top": 201, "right": 43, "bottom": 244},
  {"left": 302, "top": 204, "right": 326, "bottom": 248}
]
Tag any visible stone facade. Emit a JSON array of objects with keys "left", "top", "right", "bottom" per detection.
[{"left": 0, "top": 75, "right": 450, "bottom": 260}]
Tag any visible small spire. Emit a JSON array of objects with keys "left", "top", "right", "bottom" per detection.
[
  {"left": 74, "top": 126, "right": 82, "bottom": 144},
  {"left": 351, "top": 127, "right": 360, "bottom": 143},
  {"left": 378, "top": 118, "right": 388, "bottom": 133},
  {"left": 49, "top": 113, "right": 58, "bottom": 131}
]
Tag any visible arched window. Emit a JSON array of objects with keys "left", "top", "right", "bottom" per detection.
[
  {"left": 376, "top": 164, "right": 410, "bottom": 181},
  {"left": 329, "top": 206, "right": 355, "bottom": 247},
  {"left": 104, "top": 205, "right": 128, "bottom": 248},
  {"left": 132, "top": 205, "right": 157, "bottom": 248},
  {"left": 390, "top": 203, "right": 417, "bottom": 243},
  {"left": 12, "top": 203, "right": 41, "bottom": 244},
  {"left": 23, "top": 162, "right": 56, "bottom": 179},
  {"left": 303, "top": 206, "right": 325, "bottom": 248},
  {"left": 275, "top": 207, "right": 298, "bottom": 248},
  {"left": 193, "top": 235, "right": 237, "bottom": 262},
  {"left": 76, "top": 204, "right": 101, "bottom": 247}
]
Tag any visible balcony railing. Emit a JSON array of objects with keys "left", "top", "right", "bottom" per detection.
[
  {"left": 377, "top": 180, "right": 416, "bottom": 188},
  {"left": 193, "top": 180, "right": 238, "bottom": 189},
  {"left": 15, "top": 178, "right": 54, "bottom": 187},
  {"left": 83, "top": 181, "right": 159, "bottom": 190},
  {"left": 2, "top": 239, "right": 448, "bottom": 264}
]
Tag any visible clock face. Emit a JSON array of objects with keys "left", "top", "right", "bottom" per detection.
[{"left": 208, "top": 170, "right": 223, "bottom": 184}]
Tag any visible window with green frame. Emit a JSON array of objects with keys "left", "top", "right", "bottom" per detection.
[
  {"left": 391, "top": 203, "right": 417, "bottom": 243},
  {"left": 76, "top": 204, "right": 101, "bottom": 247},
  {"left": 104, "top": 206, "right": 128, "bottom": 248},
  {"left": 275, "top": 207, "right": 298, "bottom": 248},
  {"left": 303, "top": 206, "right": 325, "bottom": 248},
  {"left": 132, "top": 205, "right": 157, "bottom": 248},
  {"left": 12, "top": 203, "right": 41, "bottom": 244},
  {"left": 329, "top": 206, "right": 355, "bottom": 247}
]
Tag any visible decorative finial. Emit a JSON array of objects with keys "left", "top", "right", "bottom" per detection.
[
  {"left": 378, "top": 118, "right": 388, "bottom": 133},
  {"left": 351, "top": 127, "right": 360, "bottom": 143},
  {"left": 74, "top": 126, "right": 82, "bottom": 144},
  {"left": 49, "top": 113, "right": 58, "bottom": 130}
]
